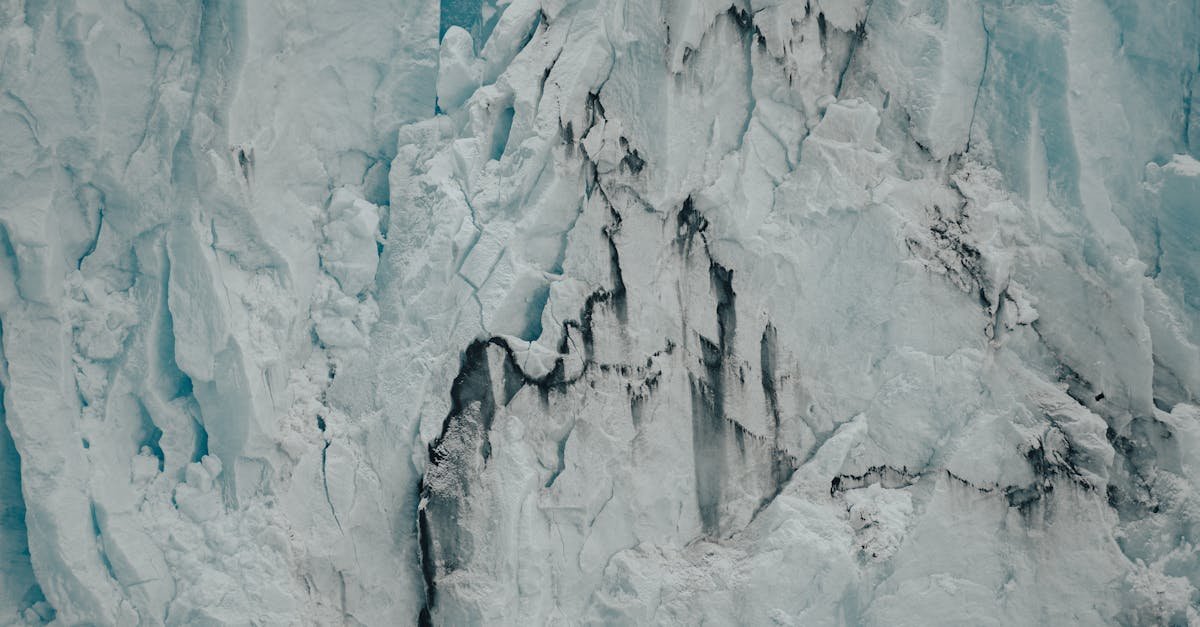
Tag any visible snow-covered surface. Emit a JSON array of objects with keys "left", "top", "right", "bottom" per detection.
[{"left": 0, "top": 0, "right": 1198, "bottom": 624}]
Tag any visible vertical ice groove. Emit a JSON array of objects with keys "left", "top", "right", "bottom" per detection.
[
  {"left": 147, "top": 235, "right": 205, "bottom": 477},
  {"left": 964, "top": 13, "right": 992, "bottom": 153},
  {"left": 320, "top": 441, "right": 343, "bottom": 534},
  {"left": 0, "top": 323, "right": 50, "bottom": 623}
]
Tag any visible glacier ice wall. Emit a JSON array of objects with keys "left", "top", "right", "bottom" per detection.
[{"left": 0, "top": 0, "right": 1198, "bottom": 624}]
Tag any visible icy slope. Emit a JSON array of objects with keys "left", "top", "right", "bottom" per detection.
[{"left": 0, "top": 0, "right": 1198, "bottom": 624}]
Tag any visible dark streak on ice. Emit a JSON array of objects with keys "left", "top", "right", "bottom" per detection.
[
  {"left": 234, "top": 145, "right": 253, "bottom": 182},
  {"left": 419, "top": 196, "right": 631, "bottom": 617},
  {"left": 829, "top": 452, "right": 1094, "bottom": 519},
  {"left": 438, "top": 340, "right": 499, "bottom": 462},
  {"left": 690, "top": 335, "right": 728, "bottom": 537},
  {"left": 830, "top": 465, "right": 922, "bottom": 496},
  {"left": 758, "top": 324, "right": 796, "bottom": 511},
  {"left": 675, "top": 196, "right": 709, "bottom": 255},
  {"left": 418, "top": 341, "right": 497, "bottom": 617},
  {"left": 417, "top": 482, "right": 437, "bottom": 627},
  {"left": 727, "top": 6, "right": 753, "bottom": 34},
  {"left": 677, "top": 197, "right": 803, "bottom": 532},
  {"left": 710, "top": 262, "right": 735, "bottom": 354},
  {"left": 422, "top": 109, "right": 812, "bottom": 615},
  {"left": 603, "top": 202, "right": 628, "bottom": 325},
  {"left": 690, "top": 262, "right": 738, "bottom": 536},
  {"left": 320, "top": 439, "right": 342, "bottom": 534}
]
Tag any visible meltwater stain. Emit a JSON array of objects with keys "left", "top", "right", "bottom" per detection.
[
  {"left": 689, "top": 260, "right": 739, "bottom": 536},
  {"left": 759, "top": 324, "right": 796, "bottom": 503}
]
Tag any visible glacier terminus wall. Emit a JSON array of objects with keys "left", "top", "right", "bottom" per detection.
[{"left": 0, "top": 0, "right": 1199, "bottom": 624}]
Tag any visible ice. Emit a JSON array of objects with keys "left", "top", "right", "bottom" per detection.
[
  {"left": 320, "top": 189, "right": 382, "bottom": 297},
  {"left": 0, "top": 0, "right": 1197, "bottom": 624},
  {"left": 864, "top": 0, "right": 986, "bottom": 159},
  {"left": 437, "top": 27, "right": 482, "bottom": 112}
]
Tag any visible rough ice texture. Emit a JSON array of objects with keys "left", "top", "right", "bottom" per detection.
[{"left": 0, "top": 0, "right": 1198, "bottom": 625}]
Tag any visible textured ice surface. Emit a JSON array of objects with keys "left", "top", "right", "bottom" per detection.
[{"left": 0, "top": 0, "right": 1198, "bottom": 624}]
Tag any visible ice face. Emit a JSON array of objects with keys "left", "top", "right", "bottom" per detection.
[{"left": 0, "top": 0, "right": 1197, "bottom": 625}]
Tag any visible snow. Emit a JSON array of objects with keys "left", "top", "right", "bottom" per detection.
[{"left": 0, "top": 0, "right": 1197, "bottom": 624}]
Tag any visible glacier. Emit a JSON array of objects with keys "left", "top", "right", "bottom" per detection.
[{"left": 0, "top": 0, "right": 1198, "bottom": 624}]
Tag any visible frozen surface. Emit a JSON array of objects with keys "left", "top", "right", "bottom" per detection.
[{"left": 0, "top": 0, "right": 1198, "bottom": 624}]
